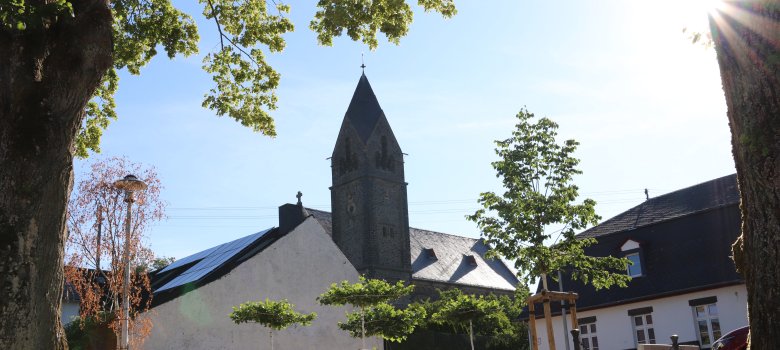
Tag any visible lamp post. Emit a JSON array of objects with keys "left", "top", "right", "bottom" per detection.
[{"left": 113, "top": 175, "right": 147, "bottom": 350}]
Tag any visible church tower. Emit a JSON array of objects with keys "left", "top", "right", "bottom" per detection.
[{"left": 330, "top": 74, "right": 412, "bottom": 282}]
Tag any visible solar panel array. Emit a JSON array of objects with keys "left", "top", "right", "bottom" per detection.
[{"left": 156, "top": 228, "right": 271, "bottom": 292}]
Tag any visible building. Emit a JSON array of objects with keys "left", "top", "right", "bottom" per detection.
[
  {"left": 528, "top": 174, "right": 747, "bottom": 350},
  {"left": 141, "top": 74, "right": 518, "bottom": 349}
]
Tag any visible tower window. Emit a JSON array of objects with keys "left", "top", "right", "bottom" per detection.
[
  {"left": 375, "top": 135, "right": 395, "bottom": 172},
  {"left": 339, "top": 137, "right": 358, "bottom": 175}
]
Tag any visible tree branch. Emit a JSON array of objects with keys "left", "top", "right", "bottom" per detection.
[{"left": 206, "top": 0, "right": 224, "bottom": 50}]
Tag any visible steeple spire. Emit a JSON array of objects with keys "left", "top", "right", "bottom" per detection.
[{"left": 344, "top": 74, "right": 384, "bottom": 143}]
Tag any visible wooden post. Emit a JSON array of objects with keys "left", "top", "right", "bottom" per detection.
[
  {"left": 569, "top": 300, "right": 578, "bottom": 332},
  {"left": 529, "top": 302, "right": 538, "bottom": 350},
  {"left": 543, "top": 297, "right": 556, "bottom": 350}
]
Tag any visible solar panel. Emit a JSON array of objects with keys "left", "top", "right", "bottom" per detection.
[
  {"left": 156, "top": 228, "right": 272, "bottom": 292},
  {"left": 159, "top": 245, "right": 219, "bottom": 273}
]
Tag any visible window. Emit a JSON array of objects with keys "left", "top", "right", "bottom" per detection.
[
  {"left": 628, "top": 308, "right": 655, "bottom": 346},
  {"left": 579, "top": 321, "right": 599, "bottom": 350},
  {"left": 691, "top": 300, "right": 721, "bottom": 348},
  {"left": 626, "top": 252, "right": 642, "bottom": 277},
  {"left": 464, "top": 255, "right": 477, "bottom": 266},
  {"left": 621, "top": 240, "right": 643, "bottom": 277}
]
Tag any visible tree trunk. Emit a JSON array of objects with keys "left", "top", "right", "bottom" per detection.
[
  {"left": 710, "top": 2, "right": 780, "bottom": 349},
  {"left": 0, "top": 1, "right": 113, "bottom": 349}
]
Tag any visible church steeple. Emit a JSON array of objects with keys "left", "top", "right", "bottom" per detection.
[
  {"left": 344, "top": 73, "right": 384, "bottom": 143},
  {"left": 330, "top": 74, "right": 411, "bottom": 282}
]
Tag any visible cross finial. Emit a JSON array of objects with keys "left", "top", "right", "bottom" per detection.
[
  {"left": 296, "top": 191, "right": 303, "bottom": 206},
  {"left": 360, "top": 53, "right": 366, "bottom": 71}
]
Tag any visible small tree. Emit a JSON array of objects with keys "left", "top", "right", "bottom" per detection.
[
  {"left": 427, "top": 290, "right": 512, "bottom": 350},
  {"left": 318, "top": 276, "right": 422, "bottom": 348},
  {"left": 229, "top": 299, "right": 316, "bottom": 350},
  {"left": 468, "top": 109, "right": 630, "bottom": 290},
  {"left": 64, "top": 157, "right": 165, "bottom": 348}
]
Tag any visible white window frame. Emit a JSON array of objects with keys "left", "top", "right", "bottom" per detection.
[
  {"left": 692, "top": 303, "right": 722, "bottom": 348},
  {"left": 632, "top": 313, "right": 656, "bottom": 346},
  {"left": 626, "top": 252, "right": 642, "bottom": 277},
  {"left": 579, "top": 321, "right": 599, "bottom": 350}
]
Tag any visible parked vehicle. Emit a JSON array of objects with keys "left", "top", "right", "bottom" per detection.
[{"left": 712, "top": 326, "right": 749, "bottom": 350}]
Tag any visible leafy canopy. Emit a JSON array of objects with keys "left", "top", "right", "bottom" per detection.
[
  {"left": 1, "top": 0, "right": 457, "bottom": 158},
  {"left": 229, "top": 299, "right": 316, "bottom": 330},
  {"left": 468, "top": 108, "right": 630, "bottom": 290},
  {"left": 318, "top": 275, "right": 414, "bottom": 308},
  {"left": 338, "top": 302, "right": 426, "bottom": 342},
  {"left": 319, "top": 276, "right": 421, "bottom": 342},
  {"left": 427, "top": 290, "right": 511, "bottom": 336}
]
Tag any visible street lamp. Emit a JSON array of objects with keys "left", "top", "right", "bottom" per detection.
[{"left": 113, "top": 175, "right": 147, "bottom": 350}]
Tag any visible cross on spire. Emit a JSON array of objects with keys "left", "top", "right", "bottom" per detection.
[
  {"left": 296, "top": 191, "right": 303, "bottom": 206},
  {"left": 360, "top": 53, "right": 366, "bottom": 71}
]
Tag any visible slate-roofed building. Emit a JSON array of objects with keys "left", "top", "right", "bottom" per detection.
[
  {"left": 307, "top": 208, "right": 517, "bottom": 298},
  {"left": 141, "top": 74, "right": 518, "bottom": 349},
  {"left": 528, "top": 174, "right": 747, "bottom": 350}
]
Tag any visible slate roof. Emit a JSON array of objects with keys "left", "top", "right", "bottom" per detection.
[
  {"left": 580, "top": 174, "right": 739, "bottom": 238},
  {"left": 526, "top": 174, "right": 743, "bottom": 318},
  {"left": 306, "top": 208, "right": 519, "bottom": 291},
  {"left": 344, "top": 73, "right": 385, "bottom": 143}
]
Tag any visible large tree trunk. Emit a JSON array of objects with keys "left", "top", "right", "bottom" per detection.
[
  {"left": 0, "top": 1, "right": 113, "bottom": 349},
  {"left": 710, "top": 2, "right": 780, "bottom": 349}
]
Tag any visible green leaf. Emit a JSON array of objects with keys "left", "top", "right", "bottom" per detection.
[
  {"left": 338, "top": 303, "right": 426, "bottom": 342},
  {"left": 2, "top": 0, "right": 457, "bottom": 157},
  {"left": 468, "top": 107, "right": 631, "bottom": 290},
  {"left": 318, "top": 276, "right": 414, "bottom": 308},
  {"left": 229, "top": 298, "right": 316, "bottom": 330}
]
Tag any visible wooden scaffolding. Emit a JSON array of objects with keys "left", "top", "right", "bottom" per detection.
[{"left": 527, "top": 290, "right": 579, "bottom": 350}]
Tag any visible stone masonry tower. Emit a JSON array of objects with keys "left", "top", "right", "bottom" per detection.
[{"left": 330, "top": 73, "right": 412, "bottom": 282}]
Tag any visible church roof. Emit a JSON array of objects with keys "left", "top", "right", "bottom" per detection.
[
  {"left": 307, "top": 208, "right": 519, "bottom": 291},
  {"left": 344, "top": 73, "right": 385, "bottom": 143}
]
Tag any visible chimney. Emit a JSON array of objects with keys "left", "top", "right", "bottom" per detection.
[{"left": 278, "top": 191, "right": 309, "bottom": 234}]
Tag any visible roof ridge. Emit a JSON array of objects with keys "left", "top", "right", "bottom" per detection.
[
  {"left": 410, "top": 226, "right": 479, "bottom": 241},
  {"left": 647, "top": 173, "right": 736, "bottom": 200}
]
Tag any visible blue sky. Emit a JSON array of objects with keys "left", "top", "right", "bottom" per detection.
[{"left": 75, "top": 0, "right": 734, "bottom": 262}]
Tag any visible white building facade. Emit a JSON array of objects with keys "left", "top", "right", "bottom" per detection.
[
  {"left": 532, "top": 284, "right": 747, "bottom": 350},
  {"left": 142, "top": 217, "right": 381, "bottom": 350}
]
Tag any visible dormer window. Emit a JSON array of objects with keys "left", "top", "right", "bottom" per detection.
[
  {"left": 626, "top": 252, "right": 642, "bottom": 277},
  {"left": 464, "top": 255, "right": 477, "bottom": 266},
  {"left": 424, "top": 248, "right": 437, "bottom": 260},
  {"left": 621, "top": 239, "right": 643, "bottom": 277}
]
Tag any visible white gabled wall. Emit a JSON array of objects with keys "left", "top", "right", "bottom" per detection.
[
  {"left": 531, "top": 284, "right": 747, "bottom": 350},
  {"left": 142, "top": 217, "right": 382, "bottom": 350},
  {"left": 61, "top": 301, "right": 80, "bottom": 325}
]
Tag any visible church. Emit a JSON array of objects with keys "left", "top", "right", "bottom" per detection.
[{"left": 141, "top": 74, "right": 519, "bottom": 349}]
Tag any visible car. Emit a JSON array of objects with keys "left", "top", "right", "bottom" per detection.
[{"left": 711, "top": 325, "right": 749, "bottom": 350}]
